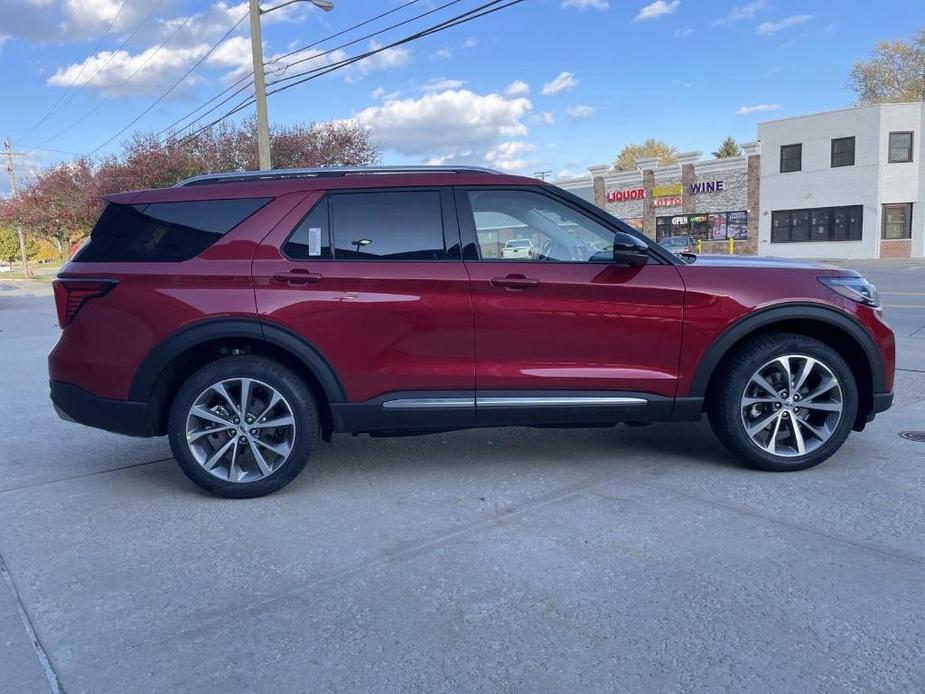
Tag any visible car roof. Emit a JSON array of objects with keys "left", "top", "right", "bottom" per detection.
[{"left": 104, "top": 167, "right": 543, "bottom": 205}]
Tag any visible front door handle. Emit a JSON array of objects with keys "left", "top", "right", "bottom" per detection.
[
  {"left": 491, "top": 275, "right": 540, "bottom": 289},
  {"left": 273, "top": 270, "right": 323, "bottom": 285}
]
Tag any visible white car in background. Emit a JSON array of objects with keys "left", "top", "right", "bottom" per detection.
[
  {"left": 0, "top": 261, "right": 11, "bottom": 273},
  {"left": 501, "top": 239, "right": 536, "bottom": 259}
]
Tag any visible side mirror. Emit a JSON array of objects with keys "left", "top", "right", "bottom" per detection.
[{"left": 612, "top": 231, "right": 649, "bottom": 267}]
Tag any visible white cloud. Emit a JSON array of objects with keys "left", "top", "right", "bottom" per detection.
[
  {"left": 47, "top": 44, "right": 210, "bottom": 94},
  {"left": 566, "top": 104, "right": 596, "bottom": 119},
  {"left": 532, "top": 111, "right": 555, "bottom": 125},
  {"left": 735, "top": 103, "right": 781, "bottom": 115},
  {"left": 484, "top": 141, "right": 537, "bottom": 172},
  {"left": 540, "top": 71, "right": 577, "bottom": 96},
  {"left": 756, "top": 14, "right": 812, "bottom": 35},
  {"left": 422, "top": 78, "right": 465, "bottom": 92},
  {"left": 712, "top": 0, "right": 766, "bottom": 25},
  {"left": 344, "top": 88, "right": 532, "bottom": 164},
  {"left": 505, "top": 80, "right": 530, "bottom": 97},
  {"left": 673, "top": 28, "right": 693, "bottom": 38},
  {"left": 429, "top": 36, "right": 478, "bottom": 61},
  {"left": 634, "top": 0, "right": 680, "bottom": 22},
  {"left": 561, "top": 0, "right": 609, "bottom": 9}
]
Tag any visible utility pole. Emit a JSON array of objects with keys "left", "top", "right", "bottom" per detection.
[
  {"left": 3, "top": 138, "right": 31, "bottom": 279},
  {"left": 249, "top": 0, "right": 335, "bottom": 171},
  {"left": 533, "top": 170, "right": 552, "bottom": 181},
  {"left": 248, "top": 0, "right": 272, "bottom": 171}
]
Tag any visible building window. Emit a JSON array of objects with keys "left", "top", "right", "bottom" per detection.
[
  {"left": 771, "top": 206, "right": 863, "bottom": 243},
  {"left": 888, "top": 132, "right": 913, "bottom": 163},
  {"left": 831, "top": 137, "right": 855, "bottom": 167},
  {"left": 882, "top": 203, "right": 912, "bottom": 240},
  {"left": 780, "top": 143, "right": 802, "bottom": 173}
]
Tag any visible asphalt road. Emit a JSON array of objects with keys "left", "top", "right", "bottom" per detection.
[{"left": 0, "top": 267, "right": 923, "bottom": 694}]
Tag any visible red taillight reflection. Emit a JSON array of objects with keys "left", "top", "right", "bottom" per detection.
[{"left": 52, "top": 278, "right": 118, "bottom": 327}]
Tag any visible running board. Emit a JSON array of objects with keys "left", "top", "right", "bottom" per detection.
[{"left": 331, "top": 391, "right": 674, "bottom": 435}]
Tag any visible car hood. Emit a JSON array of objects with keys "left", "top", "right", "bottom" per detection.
[{"left": 682, "top": 254, "right": 844, "bottom": 270}]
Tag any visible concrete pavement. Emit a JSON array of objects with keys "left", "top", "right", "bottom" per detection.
[{"left": 0, "top": 274, "right": 922, "bottom": 693}]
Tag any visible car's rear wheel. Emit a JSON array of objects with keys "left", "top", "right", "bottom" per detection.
[
  {"left": 708, "top": 333, "right": 858, "bottom": 472},
  {"left": 168, "top": 356, "right": 318, "bottom": 497}
]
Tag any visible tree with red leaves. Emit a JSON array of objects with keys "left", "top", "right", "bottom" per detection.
[{"left": 1, "top": 119, "right": 378, "bottom": 257}]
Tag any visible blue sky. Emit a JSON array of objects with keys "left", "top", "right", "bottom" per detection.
[{"left": 1, "top": 0, "right": 923, "bottom": 190}]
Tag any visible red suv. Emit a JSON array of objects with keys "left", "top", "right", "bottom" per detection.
[{"left": 49, "top": 166, "right": 895, "bottom": 497}]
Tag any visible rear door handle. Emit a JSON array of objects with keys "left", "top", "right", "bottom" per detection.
[
  {"left": 490, "top": 275, "right": 540, "bottom": 289},
  {"left": 272, "top": 270, "right": 323, "bottom": 285}
]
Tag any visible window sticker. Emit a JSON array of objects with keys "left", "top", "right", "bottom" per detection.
[{"left": 308, "top": 227, "right": 322, "bottom": 256}]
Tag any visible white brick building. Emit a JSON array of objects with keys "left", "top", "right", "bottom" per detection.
[{"left": 758, "top": 103, "right": 924, "bottom": 259}]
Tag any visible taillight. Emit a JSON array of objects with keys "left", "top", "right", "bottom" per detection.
[{"left": 52, "top": 278, "right": 118, "bottom": 327}]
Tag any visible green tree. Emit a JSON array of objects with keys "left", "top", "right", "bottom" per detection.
[
  {"left": 0, "top": 228, "right": 34, "bottom": 264},
  {"left": 614, "top": 139, "right": 678, "bottom": 171},
  {"left": 712, "top": 136, "right": 742, "bottom": 158},
  {"left": 849, "top": 28, "right": 925, "bottom": 104}
]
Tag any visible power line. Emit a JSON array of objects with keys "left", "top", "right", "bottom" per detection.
[
  {"left": 153, "top": 0, "right": 433, "bottom": 143},
  {"left": 268, "top": 0, "right": 518, "bottom": 92},
  {"left": 266, "top": 0, "right": 464, "bottom": 78},
  {"left": 267, "top": 0, "right": 422, "bottom": 66},
  {"left": 36, "top": 0, "right": 221, "bottom": 148},
  {"left": 24, "top": 0, "right": 170, "bottom": 144},
  {"left": 15, "top": 0, "right": 131, "bottom": 142},
  {"left": 172, "top": 0, "right": 525, "bottom": 147},
  {"left": 84, "top": 10, "right": 250, "bottom": 155},
  {"left": 170, "top": 0, "right": 493, "bottom": 145}
]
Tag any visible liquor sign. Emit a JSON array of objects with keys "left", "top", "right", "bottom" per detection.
[
  {"left": 690, "top": 180, "right": 725, "bottom": 195},
  {"left": 607, "top": 188, "right": 645, "bottom": 203},
  {"left": 653, "top": 195, "right": 682, "bottom": 208},
  {"left": 651, "top": 183, "right": 682, "bottom": 197}
]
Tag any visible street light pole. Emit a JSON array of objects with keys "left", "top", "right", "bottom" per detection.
[{"left": 248, "top": 0, "right": 335, "bottom": 172}]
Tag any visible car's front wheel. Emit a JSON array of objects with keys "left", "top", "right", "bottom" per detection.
[
  {"left": 708, "top": 333, "right": 858, "bottom": 472},
  {"left": 168, "top": 356, "right": 318, "bottom": 497}
]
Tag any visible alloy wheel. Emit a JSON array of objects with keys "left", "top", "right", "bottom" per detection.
[
  {"left": 740, "top": 354, "right": 843, "bottom": 458},
  {"left": 185, "top": 378, "right": 296, "bottom": 483}
]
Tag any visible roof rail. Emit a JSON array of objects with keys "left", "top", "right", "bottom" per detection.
[{"left": 175, "top": 165, "right": 501, "bottom": 187}]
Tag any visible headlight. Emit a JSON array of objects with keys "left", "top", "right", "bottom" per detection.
[{"left": 819, "top": 276, "right": 880, "bottom": 307}]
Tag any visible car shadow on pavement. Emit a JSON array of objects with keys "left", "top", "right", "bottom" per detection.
[{"left": 139, "top": 419, "right": 741, "bottom": 499}]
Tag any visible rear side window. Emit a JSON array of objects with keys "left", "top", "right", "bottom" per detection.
[
  {"left": 283, "top": 198, "right": 331, "bottom": 259},
  {"left": 329, "top": 191, "right": 445, "bottom": 260},
  {"left": 75, "top": 198, "right": 270, "bottom": 262}
]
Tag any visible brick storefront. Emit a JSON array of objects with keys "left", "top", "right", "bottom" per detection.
[{"left": 556, "top": 143, "right": 761, "bottom": 256}]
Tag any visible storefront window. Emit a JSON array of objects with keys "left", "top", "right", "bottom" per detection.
[{"left": 659, "top": 211, "right": 748, "bottom": 241}]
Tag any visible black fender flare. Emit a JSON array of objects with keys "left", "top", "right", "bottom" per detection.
[
  {"left": 688, "top": 303, "right": 886, "bottom": 398},
  {"left": 129, "top": 318, "right": 345, "bottom": 404}
]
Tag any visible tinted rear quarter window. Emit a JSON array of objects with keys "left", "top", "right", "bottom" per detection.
[
  {"left": 76, "top": 197, "right": 270, "bottom": 262},
  {"left": 329, "top": 191, "right": 445, "bottom": 260}
]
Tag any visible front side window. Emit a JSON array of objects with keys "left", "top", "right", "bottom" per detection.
[
  {"left": 888, "top": 132, "right": 913, "bottom": 163},
  {"left": 329, "top": 191, "right": 445, "bottom": 260},
  {"left": 464, "top": 189, "right": 617, "bottom": 262},
  {"left": 76, "top": 197, "right": 271, "bottom": 262},
  {"left": 831, "top": 137, "right": 855, "bottom": 167},
  {"left": 771, "top": 206, "right": 863, "bottom": 243},
  {"left": 882, "top": 203, "right": 912, "bottom": 239},
  {"left": 780, "top": 143, "right": 802, "bottom": 173}
]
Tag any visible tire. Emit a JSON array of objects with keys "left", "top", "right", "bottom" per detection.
[
  {"left": 708, "top": 333, "right": 858, "bottom": 472},
  {"left": 168, "top": 355, "right": 319, "bottom": 497}
]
